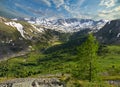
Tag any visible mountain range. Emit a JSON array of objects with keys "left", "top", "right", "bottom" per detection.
[
  {"left": 1, "top": 16, "right": 120, "bottom": 87},
  {"left": 0, "top": 16, "right": 120, "bottom": 59},
  {"left": 14, "top": 17, "right": 107, "bottom": 33}
]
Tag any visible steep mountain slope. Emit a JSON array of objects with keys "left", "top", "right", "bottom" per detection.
[
  {"left": 0, "top": 17, "right": 70, "bottom": 59},
  {"left": 95, "top": 20, "right": 120, "bottom": 44},
  {"left": 0, "top": 17, "right": 29, "bottom": 58}
]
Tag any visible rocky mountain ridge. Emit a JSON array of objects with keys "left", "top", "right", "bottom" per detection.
[
  {"left": 95, "top": 19, "right": 120, "bottom": 44},
  {"left": 14, "top": 17, "right": 108, "bottom": 33}
]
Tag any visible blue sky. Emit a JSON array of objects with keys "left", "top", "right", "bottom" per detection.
[{"left": 0, "top": 0, "right": 120, "bottom": 20}]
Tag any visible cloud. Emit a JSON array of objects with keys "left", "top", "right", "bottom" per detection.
[
  {"left": 63, "top": 4, "right": 91, "bottom": 19},
  {"left": 40, "top": 0, "right": 51, "bottom": 7},
  {"left": 2, "top": 0, "right": 120, "bottom": 20},
  {"left": 52, "top": 0, "right": 64, "bottom": 8},
  {"left": 99, "top": 0, "right": 116, "bottom": 8},
  {"left": 62, "top": 0, "right": 87, "bottom": 19},
  {"left": 114, "top": 6, "right": 120, "bottom": 11},
  {"left": 73, "top": 14, "right": 92, "bottom": 19},
  {"left": 77, "top": 0, "right": 86, "bottom": 7},
  {"left": 99, "top": 6, "right": 120, "bottom": 14},
  {"left": 98, "top": 6, "right": 120, "bottom": 20},
  {"left": 34, "top": 0, "right": 51, "bottom": 7},
  {"left": 15, "top": 3, "right": 24, "bottom": 8},
  {"left": 98, "top": 0, "right": 120, "bottom": 20},
  {"left": 27, "top": 7, "right": 44, "bottom": 15},
  {"left": 98, "top": 13, "right": 114, "bottom": 20},
  {"left": 15, "top": 3, "right": 43, "bottom": 16}
]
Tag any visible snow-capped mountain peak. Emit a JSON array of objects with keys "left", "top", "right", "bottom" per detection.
[
  {"left": 15, "top": 17, "right": 108, "bottom": 33},
  {"left": 28, "top": 18, "right": 107, "bottom": 32}
]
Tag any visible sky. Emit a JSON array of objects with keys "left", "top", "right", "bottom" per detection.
[{"left": 0, "top": 0, "right": 120, "bottom": 20}]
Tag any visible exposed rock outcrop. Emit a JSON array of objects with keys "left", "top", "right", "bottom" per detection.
[{"left": 0, "top": 78, "right": 65, "bottom": 87}]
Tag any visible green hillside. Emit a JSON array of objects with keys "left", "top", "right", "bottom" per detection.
[{"left": 0, "top": 33, "right": 119, "bottom": 86}]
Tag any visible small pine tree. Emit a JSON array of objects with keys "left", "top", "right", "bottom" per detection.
[{"left": 72, "top": 34, "right": 99, "bottom": 82}]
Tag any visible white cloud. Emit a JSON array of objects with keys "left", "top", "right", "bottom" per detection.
[
  {"left": 73, "top": 14, "right": 92, "bottom": 19},
  {"left": 114, "top": 6, "right": 120, "bottom": 11},
  {"left": 15, "top": 3, "right": 24, "bottom": 8},
  {"left": 63, "top": 5, "right": 91, "bottom": 19},
  {"left": 63, "top": 5, "right": 71, "bottom": 12},
  {"left": 77, "top": 0, "right": 85, "bottom": 7},
  {"left": 98, "top": 0, "right": 120, "bottom": 20},
  {"left": 41, "top": 0, "right": 51, "bottom": 7},
  {"left": 52, "top": 0, "right": 64, "bottom": 8},
  {"left": 62, "top": 0, "right": 88, "bottom": 19},
  {"left": 99, "top": 10, "right": 113, "bottom": 14},
  {"left": 99, "top": 6, "right": 120, "bottom": 14},
  {"left": 98, "top": 6, "right": 120, "bottom": 20},
  {"left": 34, "top": 0, "right": 51, "bottom": 7},
  {"left": 98, "top": 12, "right": 115, "bottom": 20},
  {"left": 99, "top": 0, "right": 116, "bottom": 8}
]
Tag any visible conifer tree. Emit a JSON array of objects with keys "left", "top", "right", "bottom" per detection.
[{"left": 73, "top": 34, "right": 99, "bottom": 82}]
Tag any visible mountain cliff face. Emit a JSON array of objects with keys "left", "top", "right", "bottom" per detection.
[{"left": 95, "top": 20, "right": 120, "bottom": 44}]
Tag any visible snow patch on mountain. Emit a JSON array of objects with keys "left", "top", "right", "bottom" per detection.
[
  {"left": 5, "top": 22, "right": 25, "bottom": 38},
  {"left": 31, "top": 24, "right": 44, "bottom": 32},
  {"left": 117, "top": 33, "right": 120, "bottom": 38},
  {"left": 108, "top": 21, "right": 111, "bottom": 24}
]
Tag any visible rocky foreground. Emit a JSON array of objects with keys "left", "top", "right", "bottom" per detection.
[{"left": 0, "top": 78, "right": 64, "bottom": 87}]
